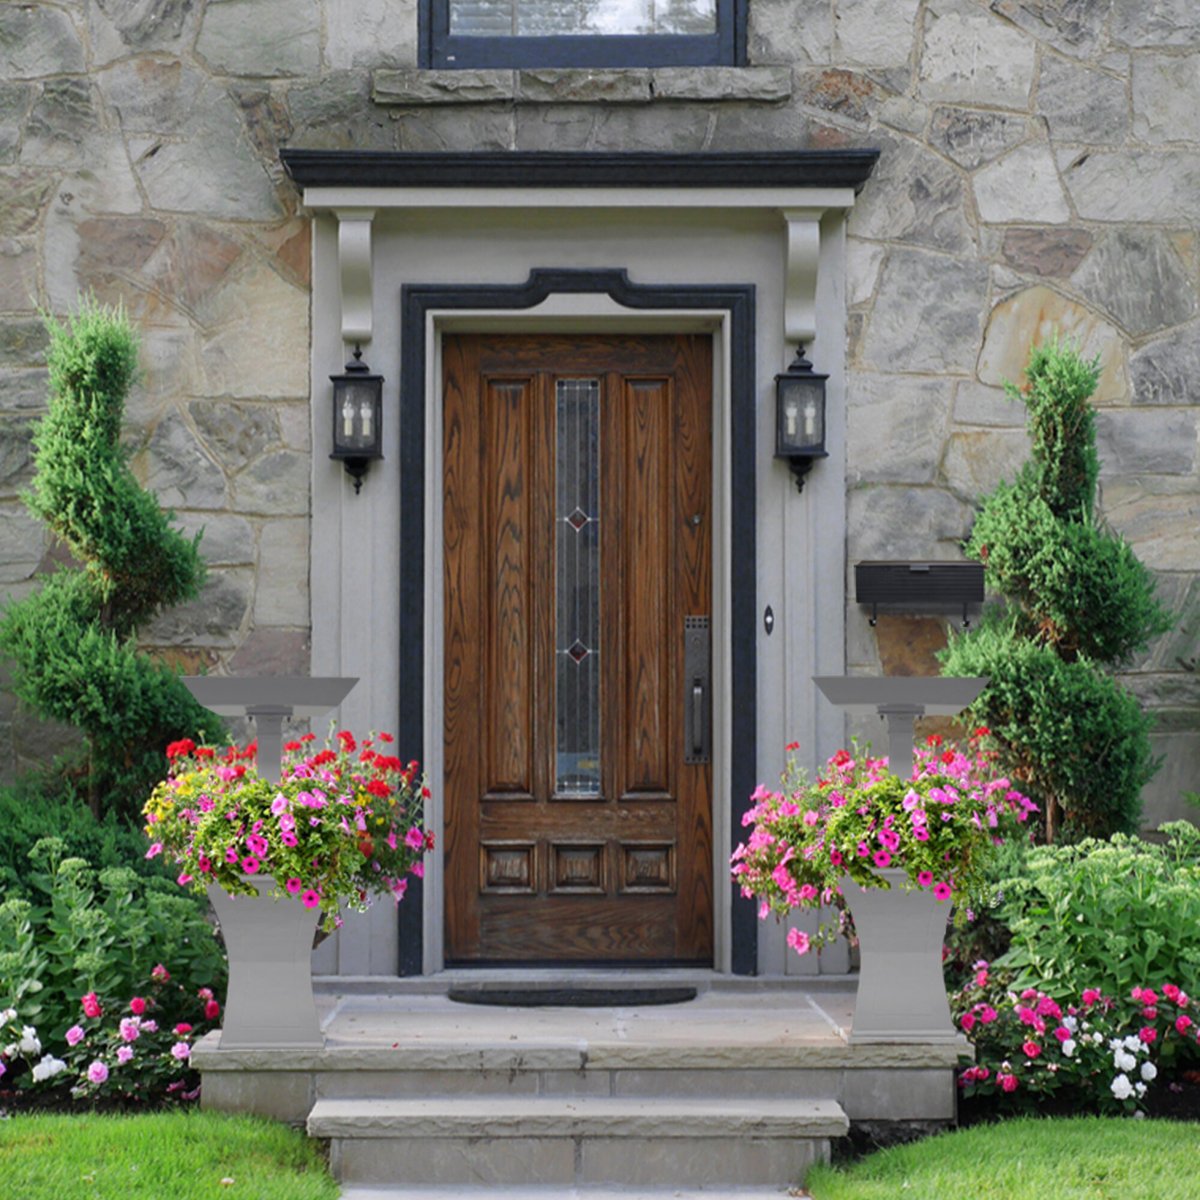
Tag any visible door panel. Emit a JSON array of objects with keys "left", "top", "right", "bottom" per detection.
[{"left": 444, "top": 333, "right": 713, "bottom": 964}]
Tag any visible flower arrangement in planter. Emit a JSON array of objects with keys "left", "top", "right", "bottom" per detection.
[
  {"left": 733, "top": 729, "right": 1038, "bottom": 1043},
  {"left": 144, "top": 728, "right": 432, "bottom": 1048},
  {"left": 144, "top": 728, "right": 432, "bottom": 933},
  {"left": 732, "top": 729, "right": 1037, "bottom": 955}
]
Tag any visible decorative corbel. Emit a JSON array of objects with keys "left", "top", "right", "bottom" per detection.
[
  {"left": 334, "top": 208, "right": 376, "bottom": 346},
  {"left": 781, "top": 208, "right": 825, "bottom": 348}
]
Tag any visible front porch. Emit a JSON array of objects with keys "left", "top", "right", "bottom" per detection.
[{"left": 195, "top": 973, "right": 967, "bottom": 1192}]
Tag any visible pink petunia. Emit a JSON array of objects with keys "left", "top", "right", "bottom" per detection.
[
  {"left": 145, "top": 843, "right": 163, "bottom": 860},
  {"left": 932, "top": 882, "right": 952, "bottom": 901},
  {"left": 917, "top": 871, "right": 934, "bottom": 888},
  {"left": 872, "top": 849, "right": 892, "bottom": 869},
  {"left": 285, "top": 877, "right": 303, "bottom": 894},
  {"left": 786, "top": 927, "right": 811, "bottom": 955},
  {"left": 242, "top": 855, "right": 260, "bottom": 874},
  {"left": 302, "top": 890, "right": 321, "bottom": 908},
  {"left": 405, "top": 826, "right": 425, "bottom": 851}
]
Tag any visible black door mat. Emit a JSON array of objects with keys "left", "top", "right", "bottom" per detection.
[{"left": 447, "top": 986, "right": 698, "bottom": 1007}]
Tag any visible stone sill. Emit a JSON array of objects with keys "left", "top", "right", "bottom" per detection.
[{"left": 372, "top": 66, "right": 792, "bottom": 106}]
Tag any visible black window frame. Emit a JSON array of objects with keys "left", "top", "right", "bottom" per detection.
[{"left": 421, "top": 0, "right": 746, "bottom": 69}]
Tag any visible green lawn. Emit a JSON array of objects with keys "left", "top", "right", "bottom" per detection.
[
  {"left": 804, "top": 1116, "right": 1200, "bottom": 1200},
  {"left": 0, "top": 1110, "right": 340, "bottom": 1200}
]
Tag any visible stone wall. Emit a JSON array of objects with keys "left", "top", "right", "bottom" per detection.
[{"left": 0, "top": 0, "right": 1196, "bottom": 824}]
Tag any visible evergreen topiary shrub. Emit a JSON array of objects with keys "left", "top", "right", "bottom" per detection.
[
  {"left": 0, "top": 299, "right": 222, "bottom": 823},
  {"left": 939, "top": 338, "right": 1173, "bottom": 842}
]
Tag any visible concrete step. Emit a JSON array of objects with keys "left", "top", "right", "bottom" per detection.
[{"left": 310, "top": 1095, "right": 847, "bottom": 1188}]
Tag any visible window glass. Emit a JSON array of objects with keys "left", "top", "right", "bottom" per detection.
[
  {"left": 426, "top": 0, "right": 740, "bottom": 68},
  {"left": 449, "top": 0, "right": 717, "bottom": 37}
]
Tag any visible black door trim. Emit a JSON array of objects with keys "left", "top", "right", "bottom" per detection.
[{"left": 398, "top": 268, "right": 757, "bottom": 976}]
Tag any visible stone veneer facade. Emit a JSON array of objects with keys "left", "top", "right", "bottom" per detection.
[{"left": 0, "top": 0, "right": 1197, "bottom": 827}]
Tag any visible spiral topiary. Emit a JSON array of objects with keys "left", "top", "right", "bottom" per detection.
[
  {"left": 939, "top": 338, "right": 1174, "bottom": 843},
  {"left": 0, "top": 298, "right": 222, "bottom": 821}
]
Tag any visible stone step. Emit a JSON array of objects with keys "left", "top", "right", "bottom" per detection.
[
  {"left": 338, "top": 1186, "right": 800, "bottom": 1199},
  {"left": 309, "top": 1095, "right": 848, "bottom": 1188}
]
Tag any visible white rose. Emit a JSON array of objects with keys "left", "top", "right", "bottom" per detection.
[
  {"left": 31, "top": 1055, "right": 67, "bottom": 1082},
  {"left": 1111, "top": 1074, "right": 1134, "bottom": 1100},
  {"left": 18, "top": 1028, "right": 40, "bottom": 1056},
  {"left": 1141, "top": 1061, "right": 1157, "bottom": 1082},
  {"left": 1092, "top": 1032, "right": 1104, "bottom": 1044},
  {"left": 1124, "top": 1035, "right": 1143, "bottom": 1053},
  {"left": 1135, "top": 1081, "right": 1147, "bottom": 1098},
  {"left": 1062, "top": 1039, "right": 1076, "bottom": 1057},
  {"left": 1062, "top": 1016, "right": 1077, "bottom": 1032},
  {"left": 0, "top": 1008, "right": 16, "bottom": 1023}
]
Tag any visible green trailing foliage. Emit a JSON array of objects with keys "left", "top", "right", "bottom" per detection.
[
  {"left": 940, "top": 339, "right": 1173, "bottom": 842},
  {"left": 0, "top": 299, "right": 222, "bottom": 823}
]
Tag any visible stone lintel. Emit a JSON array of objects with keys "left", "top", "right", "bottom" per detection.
[{"left": 372, "top": 66, "right": 794, "bottom": 107}]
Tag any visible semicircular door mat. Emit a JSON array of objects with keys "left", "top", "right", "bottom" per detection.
[{"left": 447, "top": 986, "right": 698, "bottom": 1007}]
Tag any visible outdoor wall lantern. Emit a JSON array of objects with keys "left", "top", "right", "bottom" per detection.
[
  {"left": 775, "top": 346, "right": 828, "bottom": 492},
  {"left": 329, "top": 345, "right": 383, "bottom": 494}
]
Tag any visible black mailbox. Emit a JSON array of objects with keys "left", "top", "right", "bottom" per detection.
[{"left": 855, "top": 561, "right": 985, "bottom": 627}]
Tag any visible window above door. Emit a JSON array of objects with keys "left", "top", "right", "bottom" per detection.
[{"left": 421, "top": 0, "right": 745, "bottom": 68}]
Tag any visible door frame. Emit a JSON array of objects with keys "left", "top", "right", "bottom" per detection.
[{"left": 398, "top": 270, "right": 758, "bottom": 976}]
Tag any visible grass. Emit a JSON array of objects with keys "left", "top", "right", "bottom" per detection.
[
  {"left": 0, "top": 1109, "right": 340, "bottom": 1200},
  {"left": 803, "top": 1116, "right": 1200, "bottom": 1200}
]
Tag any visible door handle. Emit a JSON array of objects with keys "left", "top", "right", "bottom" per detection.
[{"left": 684, "top": 616, "right": 710, "bottom": 764}]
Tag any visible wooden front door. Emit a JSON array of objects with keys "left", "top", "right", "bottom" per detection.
[{"left": 443, "top": 333, "right": 714, "bottom": 964}]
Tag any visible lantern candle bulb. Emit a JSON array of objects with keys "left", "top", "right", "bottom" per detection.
[
  {"left": 342, "top": 397, "right": 355, "bottom": 439},
  {"left": 359, "top": 399, "right": 373, "bottom": 440},
  {"left": 803, "top": 398, "right": 816, "bottom": 439}
]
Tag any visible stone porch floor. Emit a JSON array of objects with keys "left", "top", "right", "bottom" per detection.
[{"left": 196, "top": 972, "right": 968, "bottom": 1127}]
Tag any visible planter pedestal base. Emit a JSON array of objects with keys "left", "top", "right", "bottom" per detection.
[
  {"left": 846, "top": 869, "right": 957, "bottom": 1045},
  {"left": 208, "top": 877, "right": 324, "bottom": 1049}
]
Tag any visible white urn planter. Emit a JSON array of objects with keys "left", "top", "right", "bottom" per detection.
[
  {"left": 207, "top": 875, "right": 324, "bottom": 1049},
  {"left": 845, "top": 868, "right": 957, "bottom": 1044}
]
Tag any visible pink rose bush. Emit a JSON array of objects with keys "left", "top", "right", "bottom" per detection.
[
  {"left": 146, "top": 729, "right": 433, "bottom": 931},
  {"left": 732, "top": 731, "right": 1035, "bottom": 954},
  {"left": 0, "top": 966, "right": 221, "bottom": 1105},
  {"left": 953, "top": 968, "right": 1200, "bottom": 1114}
]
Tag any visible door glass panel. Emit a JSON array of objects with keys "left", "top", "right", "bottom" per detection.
[{"left": 555, "top": 378, "right": 601, "bottom": 797}]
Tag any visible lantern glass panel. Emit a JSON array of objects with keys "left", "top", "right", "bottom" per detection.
[
  {"left": 777, "top": 376, "right": 825, "bottom": 454},
  {"left": 332, "top": 377, "right": 382, "bottom": 456}
]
